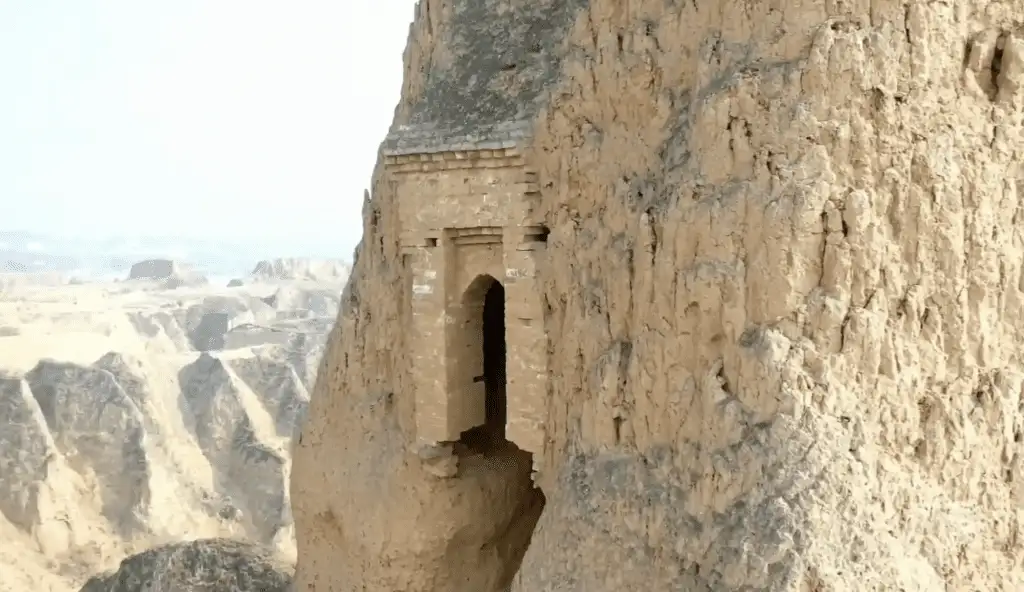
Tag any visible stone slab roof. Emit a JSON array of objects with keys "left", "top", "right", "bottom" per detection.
[{"left": 381, "top": 120, "right": 532, "bottom": 156}]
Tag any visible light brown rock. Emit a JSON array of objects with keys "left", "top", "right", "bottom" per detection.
[{"left": 293, "top": 0, "right": 1024, "bottom": 590}]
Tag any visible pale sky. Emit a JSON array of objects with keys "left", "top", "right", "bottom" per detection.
[{"left": 0, "top": 1, "right": 417, "bottom": 257}]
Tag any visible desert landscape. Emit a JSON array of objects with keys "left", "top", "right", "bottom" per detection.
[
  {"left": 291, "top": 0, "right": 1024, "bottom": 590},
  {"left": 0, "top": 257, "right": 346, "bottom": 591},
  {"left": 8, "top": 0, "right": 1024, "bottom": 590}
]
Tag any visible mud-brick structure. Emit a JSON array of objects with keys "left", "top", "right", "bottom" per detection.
[{"left": 381, "top": 120, "right": 549, "bottom": 458}]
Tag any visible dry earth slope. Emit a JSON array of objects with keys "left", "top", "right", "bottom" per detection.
[
  {"left": 293, "top": 0, "right": 1024, "bottom": 590},
  {"left": 0, "top": 265, "right": 342, "bottom": 591}
]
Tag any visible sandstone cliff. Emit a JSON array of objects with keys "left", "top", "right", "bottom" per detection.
[{"left": 293, "top": 0, "right": 1024, "bottom": 590}]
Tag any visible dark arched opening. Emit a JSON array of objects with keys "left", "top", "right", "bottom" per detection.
[
  {"left": 450, "top": 275, "right": 545, "bottom": 591},
  {"left": 458, "top": 275, "right": 508, "bottom": 451},
  {"left": 482, "top": 280, "right": 506, "bottom": 438}
]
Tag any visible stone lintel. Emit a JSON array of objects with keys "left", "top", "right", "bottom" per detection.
[
  {"left": 382, "top": 150, "right": 526, "bottom": 175},
  {"left": 401, "top": 226, "right": 548, "bottom": 251},
  {"left": 383, "top": 149, "right": 521, "bottom": 163},
  {"left": 451, "top": 235, "right": 502, "bottom": 246},
  {"left": 451, "top": 226, "right": 503, "bottom": 237},
  {"left": 449, "top": 226, "right": 504, "bottom": 246}
]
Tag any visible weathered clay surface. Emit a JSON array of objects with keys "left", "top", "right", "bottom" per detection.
[
  {"left": 250, "top": 258, "right": 350, "bottom": 283},
  {"left": 261, "top": 285, "right": 340, "bottom": 319},
  {"left": 293, "top": 0, "right": 1024, "bottom": 590},
  {"left": 25, "top": 361, "right": 152, "bottom": 534},
  {"left": 178, "top": 353, "right": 291, "bottom": 543},
  {"left": 227, "top": 356, "right": 310, "bottom": 440},
  {"left": 0, "top": 374, "right": 79, "bottom": 554},
  {"left": 78, "top": 538, "right": 292, "bottom": 592},
  {"left": 126, "top": 259, "right": 207, "bottom": 289},
  {"left": 0, "top": 270, "right": 341, "bottom": 589}
]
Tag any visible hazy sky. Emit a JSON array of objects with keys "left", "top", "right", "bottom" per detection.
[{"left": 0, "top": 1, "right": 417, "bottom": 257}]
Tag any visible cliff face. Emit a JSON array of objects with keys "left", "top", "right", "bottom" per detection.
[{"left": 293, "top": 0, "right": 1024, "bottom": 590}]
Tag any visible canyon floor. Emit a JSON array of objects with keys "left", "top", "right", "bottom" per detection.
[{"left": 0, "top": 262, "right": 342, "bottom": 591}]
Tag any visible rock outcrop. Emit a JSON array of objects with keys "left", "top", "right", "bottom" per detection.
[
  {"left": 78, "top": 538, "right": 292, "bottom": 592},
  {"left": 178, "top": 354, "right": 291, "bottom": 543},
  {"left": 0, "top": 375, "right": 78, "bottom": 555},
  {"left": 0, "top": 346, "right": 309, "bottom": 587},
  {"left": 126, "top": 259, "right": 185, "bottom": 281},
  {"left": 250, "top": 258, "right": 350, "bottom": 283},
  {"left": 293, "top": 0, "right": 1024, "bottom": 591},
  {"left": 0, "top": 267, "right": 341, "bottom": 588},
  {"left": 126, "top": 311, "right": 192, "bottom": 353},
  {"left": 25, "top": 360, "right": 152, "bottom": 534},
  {"left": 227, "top": 356, "right": 310, "bottom": 441},
  {"left": 0, "top": 376, "right": 50, "bottom": 533},
  {"left": 174, "top": 295, "right": 273, "bottom": 352},
  {"left": 126, "top": 259, "right": 206, "bottom": 288},
  {"left": 261, "top": 285, "right": 340, "bottom": 319}
]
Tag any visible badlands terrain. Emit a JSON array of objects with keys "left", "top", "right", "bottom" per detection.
[
  {"left": 7, "top": 0, "right": 1024, "bottom": 588},
  {"left": 0, "top": 258, "right": 346, "bottom": 591}
]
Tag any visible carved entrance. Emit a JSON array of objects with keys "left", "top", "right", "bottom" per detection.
[
  {"left": 452, "top": 274, "right": 507, "bottom": 449},
  {"left": 481, "top": 279, "right": 506, "bottom": 438},
  {"left": 382, "top": 127, "right": 549, "bottom": 471}
]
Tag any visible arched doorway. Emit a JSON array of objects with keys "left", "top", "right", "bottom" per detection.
[
  {"left": 450, "top": 276, "right": 543, "bottom": 591},
  {"left": 454, "top": 274, "right": 507, "bottom": 449},
  {"left": 481, "top": 279, "right": 506, "bottom": 438}
]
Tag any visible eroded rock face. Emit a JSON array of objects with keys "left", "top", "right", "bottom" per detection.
[
  {"left": 92, "top": 353, "right": 149, "bottom": 411},
  {"left": 190, "top": 312, "right": 231, "bottom": 351},
  {"left": 250, "top": 258, "right": 350, "bottom": 283},
  {"left": 178, "top": 354, "right": 290, "bottom": 542},
  {"left": 294, "top": 0, "right": 1024, "bottom": 591},
  {"left": 0, "top": 375, "right": 52, "bottom": 530},
  {"left": 282, "top": 330, "right": 328, "bottom": 392},
  {"left": 78, "top": 538, "right": 292, "bottom": 592},
  {"left": 126, "top": 311, "right": 192, "bottom": 352},
  {"left": 262, "top": 285, "right": 340, "bottom": 319},
  {"left": 179, "top": 295, "right": 275, "bottom": 352},
  {"left": 227, "top": 356, "right": 309, "bottom": 440},
  {"left": 294, "top": 358, "right": 543, "bottom": 590},
  {"left": 25, "top": 360, "right": 151, "bottom": 534},
  {"left": 126, "top": 259, "right": 207, "bottom": 288},
  {"left": 0, "top": 375, "right": 74, "bottom": 543}
]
